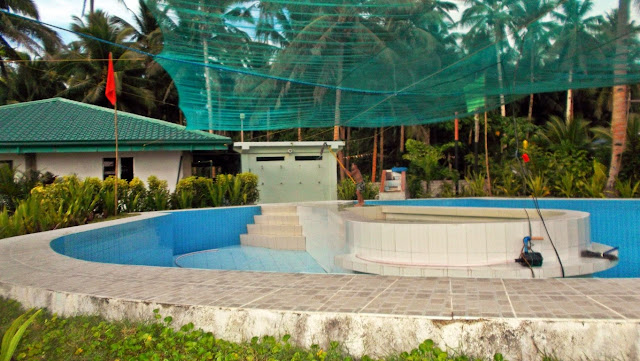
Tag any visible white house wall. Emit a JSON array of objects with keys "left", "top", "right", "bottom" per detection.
[
  {"left": 0, "top": 154, "right": 26, "bottom": 172},
  {"left": 30, "top": 151, "right": 189, "bottom": 192}
]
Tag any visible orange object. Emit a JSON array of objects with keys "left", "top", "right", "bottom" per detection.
[{"left": 105, "top": 53, "right": 116, "bottom": 106}]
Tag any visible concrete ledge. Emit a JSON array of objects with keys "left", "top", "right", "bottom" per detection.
[{"left": 1, "top": 282, "right": 639, "bottom": 361}]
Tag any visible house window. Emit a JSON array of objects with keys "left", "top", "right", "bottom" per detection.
[
  {"left": 120, "top": 157, "right": 134, "bottom": 182},
  {"left": 256, "top": 156, "right": 285, "bottom": 162},
  {"left": 0, "top": 160, "right": 13, "bottom": 169},
  {"left": 295, "top": 156, "right": 321, "bottom": 161},
  {"left": 103, "top": 157, "right": 134, "bottom": 181},
  {"left": 103, "top": 158, "right": 116, "bottom": 179}
]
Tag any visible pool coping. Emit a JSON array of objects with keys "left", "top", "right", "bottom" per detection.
[{"left": 1, "top": 209, "right": 639, "bottom": 360}]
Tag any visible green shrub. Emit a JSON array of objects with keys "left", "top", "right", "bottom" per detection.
[
  {"left": 554, "top": 172, "right": 580, "bottom": 198},
  {"left": 337, "top": 177, "right": 378, "bottom": 201},
  {"left": 337, "top": 178, "right": 356, "bottom": 200},
  {"left": 462, "top": 172, "right": 488, "bottom": 197},
  {"left": 0, "top": 165, "right": 55, "bottom": 212},
  {"left": 100, "top": 177, "right": 129, "bottom": 216},
  {"left": 526, "top": 174, "right": 550, "bottom": 197},
  {"left": 146, "top": 176, "right": 170, "bottom": 211},
  {"left": 126, "top": 177, "right": 147, "bottom": 212},
  {"left": 581, "top": 160, "right": 607, "bottom": 198},
  {"left": 235, "top": 172, "right": 259, "bottom": 204},
  {"left": 616, "top": 178, "right": 640, "bottom": 198}
]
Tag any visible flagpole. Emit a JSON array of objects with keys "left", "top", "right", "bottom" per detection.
[
  {"left": 114, "top": 101, "right": 119, "bottom": 216},
  {"left": 106, "top": 52, "right": 119, "bottom": 217}
]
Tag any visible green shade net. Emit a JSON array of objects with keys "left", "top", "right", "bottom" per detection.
[{"left": 147, "top": 0, "right": 640, "bottom": 130}]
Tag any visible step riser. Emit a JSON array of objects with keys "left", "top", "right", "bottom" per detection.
[
  {"left": 254, "top": 215, "right": 300, "bottom": 225},
  {"left": 260, "top": 206, "right": 298, "bottom": 215},
  {"left": 240, "top": 234, "right": 305, "bottom": 251},
  {"left": 247, "top": 224, "right": 302, "bottom": 236}
]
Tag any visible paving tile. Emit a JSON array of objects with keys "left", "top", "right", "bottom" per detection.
[
  {"left": 359, "top": 286, "right": 452, "bottom": 317},
  {"left": 589, "top": 295, "right": 640, "bottom": 319},
  {"left": 558, "top": 278, "right": 640, "bottom": 296},
  {"left": 503, "top": 279, "right": 581, "bottom": 296},
  {"left": 242, "top": 287, "right": 335, "bottom": 311},
  {"left": 317, "top": 290, "right": 379, "bottom": 312},
  {"left": 509, "top": 294, "right": 624, "bottom": 319}
]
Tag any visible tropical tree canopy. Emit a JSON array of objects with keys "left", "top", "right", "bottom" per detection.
[{"left": 139, "top": 0, "right": 640, "bottom": 130}]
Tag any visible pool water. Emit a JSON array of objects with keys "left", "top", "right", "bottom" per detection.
[
  {"left": 50, "top": 199, "right": 640, "bottom": 278},
  {"left": 174, "top": 245, "right": 327, "bottom": 273}
]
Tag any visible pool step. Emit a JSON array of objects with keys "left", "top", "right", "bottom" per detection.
[
  {"left": 240, "top": 234, "right": 306, "bottom": 251},
  {"left": 247, "top": 224, "right": 302, "bottom": 236},
  {"left": 254, "top": 214, "right": 300, "bottom": 225},
  {"left": 260, "top": 205, "right": 298, "bottom": 215},
  {"left": 240, "top": 205, "right": 306, "bottom": 251}
]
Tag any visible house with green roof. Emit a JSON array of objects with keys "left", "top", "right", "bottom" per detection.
[{"left": 0, "top": 98, "right": 232, "bottom": 191}]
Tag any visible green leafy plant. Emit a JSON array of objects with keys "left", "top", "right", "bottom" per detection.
[
  {"left": 554, "top": 172, "right": 580, "bottom": 198},
  {"left": 337, "top": 178, "right": 356, "bottom": 200},
  {"left": 235, "top": 172, "right": 259, "bottom": 204},
  {"left": 462, "top": 172, "right": 487, "bottom": 197},
  {"left": 206, "top": 180, "right": 227, "bottom": 207},
  {"left": 176, "top": 189, "right": 194, "bottom": 209},
  {"left": 403, "top": 139, "right": 446, "bottom": 194},
  {"left": 615, "top": 178, "right": 640, "bottom": 198},
  {"left": 526, "top": 174, "right": 550, "bottom": 197},
  {"left": 146, "top": 176, "right": 170, "bottom": 211},
  {"left": 581, "top": 160, "right": 607, "bottom": 198},
  {"left": 1, "top": 309, "right": 41, "bottom": 361},
  {"left": 337, "top": 176, "right": 378, "bottom": 201}
]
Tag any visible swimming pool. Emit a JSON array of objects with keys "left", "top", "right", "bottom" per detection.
[{"left": 50, "top": 199, "right": 639, "bottom": 278}]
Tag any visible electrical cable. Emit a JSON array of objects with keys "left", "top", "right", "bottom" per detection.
[{"left": 510, "top": 97, "right": 565, "bottom": 278}]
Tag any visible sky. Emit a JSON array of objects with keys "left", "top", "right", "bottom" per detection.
[{"left": 34, "top": 0, "right": 636, "bottom": 45}]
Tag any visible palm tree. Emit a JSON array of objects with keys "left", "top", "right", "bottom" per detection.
[
  {"left": 605, "top": 0, "right": 632, "bottom": 194},
  {"left": 537, "top": 115, "right": 593, "bottom": 152},
  {"left": 0, "top": 53, "right": 65, "bottom": 104},
  {"left": 114, "top": 0, "right": 184, "bottom": 122},
  {"left": 549, "top": 0, "right": 603, "bottom": 122},
  {"left": 512, "top": 0, "right": 555, "bottom": 122},
  {"left": 0, "top": 0, "right": 61, "bottom": 75},
  {"left": 460, "top": 0, "right": 523, "bottom": 117},
  {"left": 56, "top": 10, "right": 154, "bottom": 114}
]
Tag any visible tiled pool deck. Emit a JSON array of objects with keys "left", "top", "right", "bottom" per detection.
[{"left": 1, "top": 214, "right": 639, "bottom": 360}]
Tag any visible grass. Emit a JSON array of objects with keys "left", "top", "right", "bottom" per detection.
[{"left": 0, "top": 297, "right": 510, "bottom": 361}]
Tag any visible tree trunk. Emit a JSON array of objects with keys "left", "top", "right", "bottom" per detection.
[
  {"left": 203, "top": 40, "right": 214, "bottom": 133},
  {"left": 372, "top": 128, "right": 378, "bottom": 182},
  {"left": 426, "top": 126, "right": 430, "bottom": 145},
  {"left": 527, "top": 93, "right": 534, "bottom": 122},
  {"left": 335, "top": 44, "right": 345, "bottom": 181},
  {"left": 346, "top": 127, "right": 351, "bottom": 170},
  {"left": 338, "top": 126, "right": 345, "bottom": 181},
  {"left": 495, "top": 41, "right": 506, "bottom": 117},
  {"left": 298, "top": 128, "right": 302, "bottom": 141},
  {"left": 566, "top": 71, "right": 574, "bottom": 122},
  {"left": 605, "top": 0, "right": 631, "bottom": 195},
  {"left": 484, "top": 112, "right": 492, "bottom": 196},
  {"left": 400, "top": 125, "right": 405, "bottom": 153},
  {"left": 474, "top": 113, "right": 479, "bottom": 173},
  {"left": 379, "top": 127, "right": 384, "bottom": 174}
]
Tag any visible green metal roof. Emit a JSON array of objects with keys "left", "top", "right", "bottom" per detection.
[{"left": 0, "top": 98, "right": 231, "bottom": 153}]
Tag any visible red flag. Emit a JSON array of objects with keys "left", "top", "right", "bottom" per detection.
[
  {"left": 522, "top": 153, "right": 530, "bottom": 163},
  {"left": 105, "top": 52, "right": 116, "bottom": 106}
]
